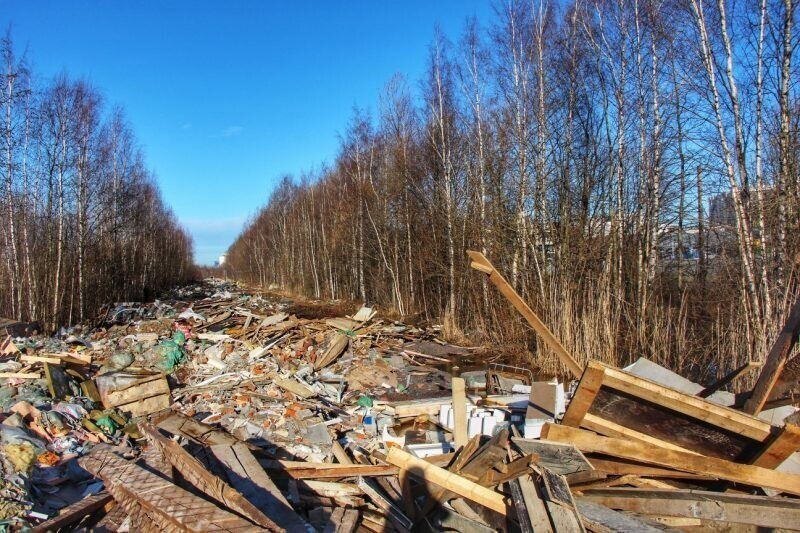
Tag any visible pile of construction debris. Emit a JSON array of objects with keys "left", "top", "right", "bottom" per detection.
[{"left": 0, "top": 251, "right": 799, "bottom": 532}]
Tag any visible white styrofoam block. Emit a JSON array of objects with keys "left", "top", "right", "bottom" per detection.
[
  {"left": 482, "top": 417, "right": 498, "bottom": 435},
  {"left": 524, "top": 418, "right": 551, "bottom": 439},
  {"left": 468, "top": 416, "right": 484, "bottom": 437},
  {"left": 408, "top": 442, "right": 454, "bottom": 458},
  {"left": 492, "top": 409, "right": 507, "bottom": 421},
  {"left": 439, "top": 404, "right": 451, "bottom": 428}
]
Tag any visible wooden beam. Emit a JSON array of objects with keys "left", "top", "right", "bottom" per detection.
[
  {"left": 541, "top": 424, "right": 800, "bottom": 496},
  {"left": 384, "top": 447, "right": 508, "bottom": 515},
  {"left": 561, "top": 364, "right": 605, "bottom": 426},
  {"left": 19, "top": 355, "right": 62, "bottom": 365},
  {"left": 260, "top": 459, "right": 399, "bottom": 479},
  {"left": 578, "top": 488, "right": 800, "bottom": 529},
  {"left": 0, "top": 372, "right": 40, "bottom": 379},
  {"left": 467, "top": 250, "right": 582, "bottom": 377},
  {"left": 452, "top": 377, "right": 468, "bottom": 449},
  {"left": 575, "top": 500, "right": 663, "bottom": 533},
  {"left": 584, "top": 456, "right": 715, "bottom": 480},
  {"left": 78, "top": 448, "right": 263, "bottom": 532},
  {"left": 699, "top": 360, "right": 761, "bottom": 398},
  {"left": 749, "top": 424, "right": 800, "bottom": 469},
  {"left": 508, "top": 474, "right": 550, "bottom": 533},
  {"left": 745, "top": 296, "right": 800, "bottom": 414}
]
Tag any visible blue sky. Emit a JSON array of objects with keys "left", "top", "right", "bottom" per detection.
[{"left": 1, "top": 1, "right": 496, "bottom": 265}]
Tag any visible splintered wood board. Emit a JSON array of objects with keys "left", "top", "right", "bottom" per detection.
[{"left": 562, "top": 360, "right": 789, "bottom": 463}]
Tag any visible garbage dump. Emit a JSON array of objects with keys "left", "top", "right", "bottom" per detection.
[{"left": 0, "top": 253, "right": 799, "bottom": 532}]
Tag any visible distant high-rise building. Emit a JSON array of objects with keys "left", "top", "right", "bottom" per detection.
[{"left": 218, "top": 253, "right": 227, "bottom": 266}]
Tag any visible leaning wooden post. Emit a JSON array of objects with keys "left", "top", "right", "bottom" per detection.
[
  {"left": 384, "top": 447, "right": 508, "bottom": 515},
  {"left": 466, "top": 250, "right": 583, "bottom": 378},
  {"left": 451, "top": 377, "right": 468, "bottom": 449},
  {"left": 744, "top": 296, "right": 800, "bottom": 414}
]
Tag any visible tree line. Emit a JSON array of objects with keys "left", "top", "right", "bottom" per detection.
[
  {"left": 0, "top": 32, "right": 195, "bottom": 331},
  {"left": 227, "top": 0, "right": 799, "bottom": 381}
]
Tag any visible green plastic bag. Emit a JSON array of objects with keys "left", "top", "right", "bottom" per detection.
[
  {"left": 151, "top": 331, "right": 185, "bottom": 372},
  {"left": 356, "top": 395, "right": 374, "bottom": 408},
  {"left": 94, "top": 415, "right": 118, "bottom": 434}
]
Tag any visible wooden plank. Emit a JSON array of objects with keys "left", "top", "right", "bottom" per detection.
[
  {"left": 211, "top": 442, "right": 309, "bottom": 532},
  {"left": 584, "top": 456, "right": 715, "bottom": 480},
  {"left": 451, "top": 377, "right": 468, "bottom": 449},
  {"left": 0, "top": 372, "right": 39, "bottom": 379},
  {"left": 0, "top": 335, "right": 18, "bottom": 355},
  {"left": 459, "top": 429, "right": 510, "bottom": 481},
  {"left": 508, "top": 477, "right": 535, "bottom": 533},
  {"left": 515, "top": 474, "right": 553, "bottom": 533},
  {"left": 315, "top": 332, "right": 349, "bottom": 370},
  {"left": 322, "top": 507, "right": 359, "bottom": 533},
  {"left": 574, "top": 499, "right": 666, "bottom": 533},
  {"left": 260, "top": 459, "right": 399, "bottom": 478},
  {"left": 467, "top": 250, "right": 583, "bottom": 377},
  {"left": 749, "top": 424, "right": 800, "bottom": 469},
  {"left": 480, "top": 454, "right": 536, "bottom": 486},
  {"left": 540, "top": 467, "right": 586, "bottom": 532},
  {"left": 565, "top": 470, "right": 608, "bottom": 486},
  {"left": 31, "top": 491, "right": 113, "bottom": 532},
  {"left": 384, "top": 447, "right": 507, "bottom": 515},
  {"left": 541, "top": 424, "right": 800, "bottom": 496},
  {"left": 382, "top": 396, "right": 454, "bottom": 418},
  {"left": 561, "top": 364, "right": 605, "bottom": 427},
  {"left": 20, "top": 355, "right": 61, "bottom": 365},
  {"left": 139, "top": 422, "right": 282, "bottom": 531},
  {"left": 745, "top": 296, "right": 800, "bottom": 414},
  {"left": 449, "top": 434, "right": 481, "bottom": 472},
  {"left": 578, "top": 487, "right": 800, "bottom": 529},
  {"left": 271, "top": 375, "right": 315, "bottom": 398},
  {"left": 699, "top": 360, "right": 761, "bottom": 398},
  {"left": 156, "top": 411, "right": 240, "bottom": 446},
  {"left": 78, "top": 448, "right": 262, "bottom": 532}
]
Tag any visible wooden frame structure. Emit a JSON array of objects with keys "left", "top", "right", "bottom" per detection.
[{"left": 562, "top": 360, "right": 800, "bottom": 465}]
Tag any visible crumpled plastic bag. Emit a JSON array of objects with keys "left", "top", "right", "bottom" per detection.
[
  {"left": 144, "top": 331, "right": 186, "bottom": 373},
  {"left": 104, "top": 352, "right": 135, "bottom": 371}
]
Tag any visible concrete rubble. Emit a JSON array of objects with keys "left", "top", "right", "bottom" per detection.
[{"left": 0, "top": 267, "right": 798, "bottom": 531}]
